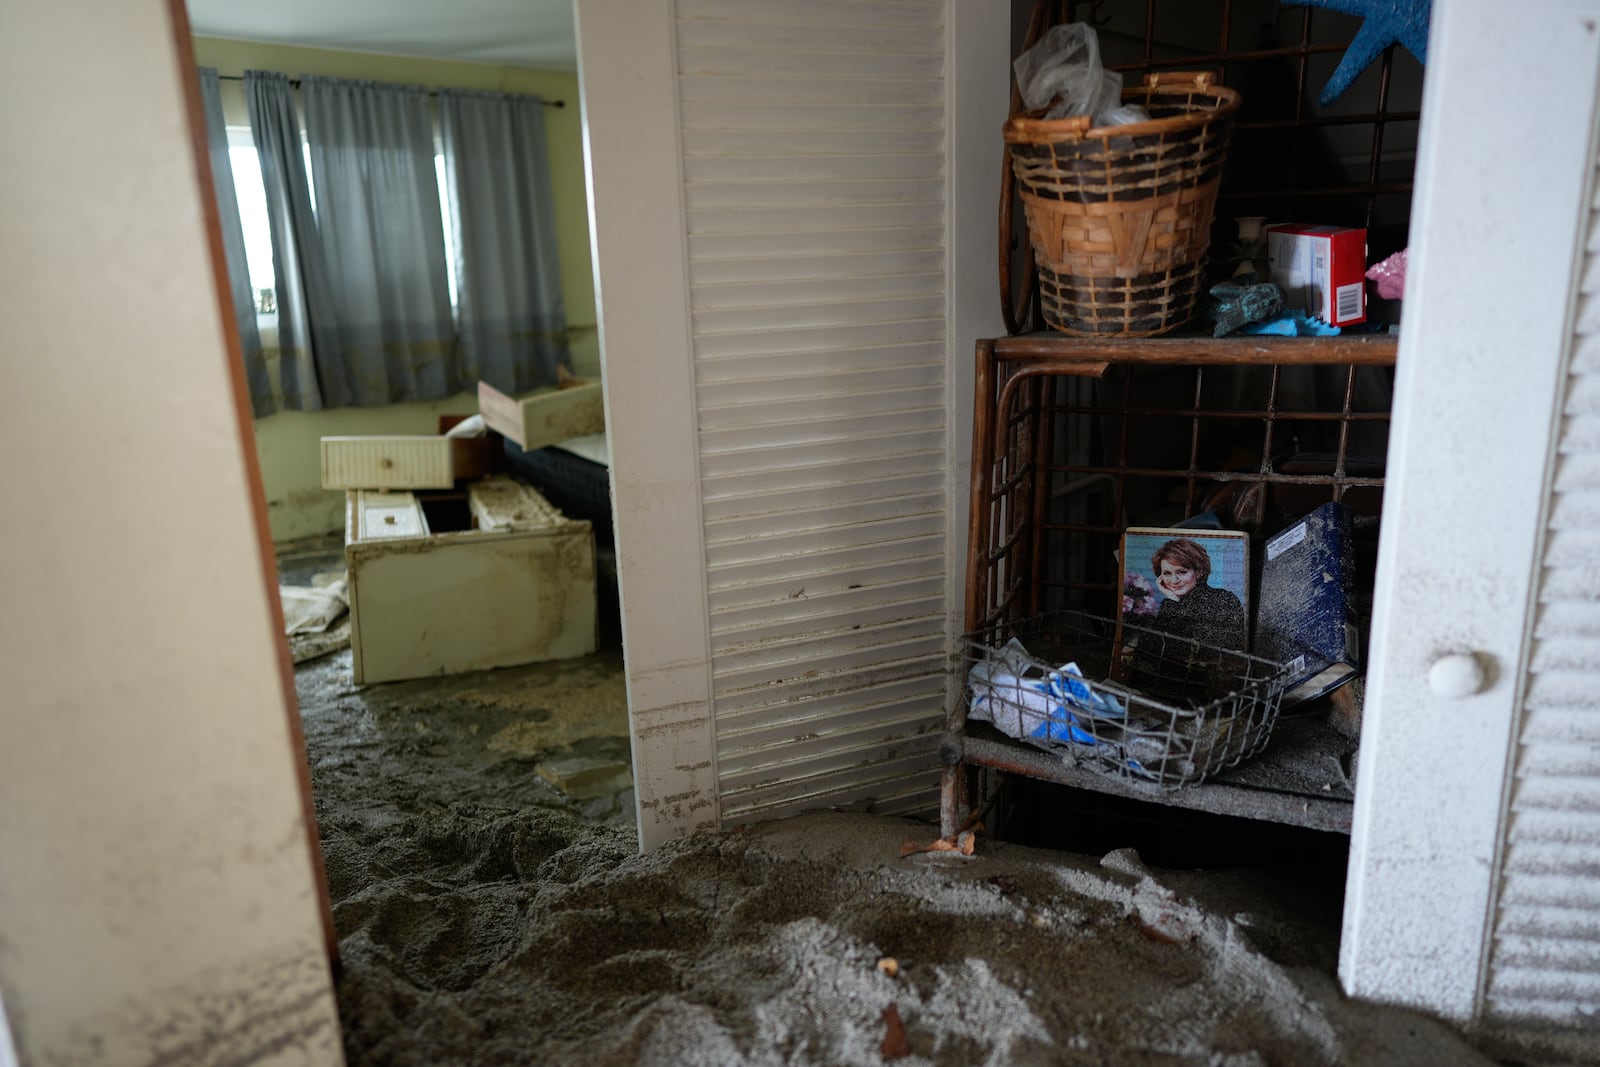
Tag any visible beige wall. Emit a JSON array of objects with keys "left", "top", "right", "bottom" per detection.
[
  {"left": 0, "top": 3, "right": 341, "bottom": 1062},
  {"left": 193, "top": 37, "right": 598, "bottom": 542}
]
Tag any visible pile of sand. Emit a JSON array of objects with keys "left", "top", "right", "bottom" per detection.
[
  {"left": 295, "top": 649, "right": 1496, "bottom": 1065},
  {"left": 321, "top": 804, "right": 1494, "bottom": 1066}
]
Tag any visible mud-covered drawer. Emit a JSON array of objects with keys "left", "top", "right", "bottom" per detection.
[{"left": 344, "top": 477, "right": 596, "bottom": 684}]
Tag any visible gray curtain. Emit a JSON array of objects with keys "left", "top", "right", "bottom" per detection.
[
  {"left": 244, "top": 70, "right": 327, "bottom": 411},
  {"left": 197, "top": 68, "right": 272, "bottom": 416},
  {"left": 301, "top": 75, "right": 462, "bottom": 406},
  {"left": 439, "top": 90, "right": 570, "bottom": 393}
]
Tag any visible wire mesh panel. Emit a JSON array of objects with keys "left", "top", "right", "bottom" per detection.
[
  {"left": 1087, "top": 0, "right": 1420, "bottom": 232},
  {"left": 1003, "top": 0, "right": 1423, "bottom": 334},
  {"left": 966, "top": 336, "right": 1396, "bottom": 636}
]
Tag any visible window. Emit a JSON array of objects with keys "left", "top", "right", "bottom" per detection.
[
  {"left": 225, "top": 126, "right": 463, "bottom": 322},
  {"left": 435, "top": 151, "right": 459, "bottom": 311},
  {"left": 226, "top": 130, "right": 277, "bottom": 317}
]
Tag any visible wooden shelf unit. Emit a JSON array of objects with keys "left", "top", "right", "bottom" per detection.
[
  {"left": 962, "top": 0, "right": 1421, "bottom": 841},
  {"left": 940, "top": 332, "right": 1397, "bottom": 837}
]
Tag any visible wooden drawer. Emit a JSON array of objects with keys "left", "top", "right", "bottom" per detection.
[
  {"left": 477, "top": 378, "right": 605, "bottom": 451},
  {"left": 322, "top": 435, "right": 454, "bottom": 490},
  {"left": 345, "top": 478, "right": 596, "bottom": 684},
  {"left": 321, "top": 433, "right": 501, "bottom": 491}
]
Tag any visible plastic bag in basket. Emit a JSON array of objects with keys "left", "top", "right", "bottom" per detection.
[
  {"left": 1012, "top": 23, "right": 1150, "bottom": 126},
  {"left": 967, "top": 639, "right": 1125, "bottom": 746}
]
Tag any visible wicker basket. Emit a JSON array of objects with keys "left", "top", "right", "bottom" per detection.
[{"left": 1005, "top": 72, "right": 1240, "bottom": 337}]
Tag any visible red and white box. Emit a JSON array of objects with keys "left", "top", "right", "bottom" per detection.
[{"left": 1265, "top": 224, "right": 1368, "bottom": 327}]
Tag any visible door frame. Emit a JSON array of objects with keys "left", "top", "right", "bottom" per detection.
[{"left": 0, "top": 0, "right": 342, "bottom": 1059}]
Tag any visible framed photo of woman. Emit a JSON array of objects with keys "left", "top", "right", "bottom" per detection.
[{"left": 1116, "top": 527, "right": 1251, "bottom": 695}]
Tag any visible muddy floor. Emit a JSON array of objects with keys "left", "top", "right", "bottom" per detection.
[{"left": 285, "top": 539, "right": 1522, "bottom": 1066}]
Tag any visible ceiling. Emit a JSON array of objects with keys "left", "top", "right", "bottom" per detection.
[{"left": 185, "top": 0, "right": 578, "bottom": 71}]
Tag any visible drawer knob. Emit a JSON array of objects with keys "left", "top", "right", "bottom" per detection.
[{"left": 1428, "top": 652, "right": 1490, "bottom": 699}]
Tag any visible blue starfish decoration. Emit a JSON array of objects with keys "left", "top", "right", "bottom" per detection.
[{"left": 1285, "top": 0, "right": 1431, "bottom": 105}]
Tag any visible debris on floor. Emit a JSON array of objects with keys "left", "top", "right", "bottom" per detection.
[
  {"left": 280, "top": 529, "right": 1506, "bottom": 1067},
  {"left": 281, "top": 572, "right": 348, "bottom": 635},
  {"left": 535, "top": 749, "right": 633, "bottom": 797},
  {"left": 290, "top": 617, "right": 352, "bottom": 666},
  {"left": 901, "top": 811, "right": 983, "bottom": 858},
  {"left": 535, "top": 740, "right": 636, "bottom": 822},
  {"left": 320, "top": 801, "right": 1501, "bottom": 1067},
  {"left": 280, "top": 570, "right": 351, "bottom": 664}
]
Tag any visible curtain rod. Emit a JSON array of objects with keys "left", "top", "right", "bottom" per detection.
[{"left": 215, "top": 72, "right": 565, "bottom": 107}]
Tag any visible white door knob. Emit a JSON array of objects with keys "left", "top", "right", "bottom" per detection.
[{"left": 1428, "top": 653, "right": 1489, "bottom": 699}]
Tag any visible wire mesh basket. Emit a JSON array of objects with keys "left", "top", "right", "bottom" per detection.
[{"left": 960, "top": 609, "right": 1290, "bottom": 788}]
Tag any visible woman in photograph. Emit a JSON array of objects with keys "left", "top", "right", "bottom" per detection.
[{"left": 1149, "top": 537, "right": 1247, "bottom": 652}]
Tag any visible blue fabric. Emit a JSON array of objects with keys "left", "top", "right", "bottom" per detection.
[
  {"left": 439, "top": 90, "right": 570, "bottom": 394},
  {"left": 1050, "top": 664, "right": 1125, "bottom": 720},
  {"left": 1023, "top": 664, "right": 1126, "bottom": 745},
  {"left": 1238, "top": 310, "right": 1342, "bottom": 336}
]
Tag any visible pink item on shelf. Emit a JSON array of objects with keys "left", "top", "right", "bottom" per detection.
[{"left": 1366, "top": 249, "right": 1408, "bottom": 301}]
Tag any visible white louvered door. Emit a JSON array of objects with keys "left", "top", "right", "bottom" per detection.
[
  {"left": 1481, "top": 104, "right": 1600, "bottom": 1030},
  {"left": 576, "top": 1, "right": 1006, "bottom": 846},
  {"left": 1341, "top": 0, "right": 1600, "bottom": 1036},
  {"left": 680, "top": 0, "right": 953, "bottom": 824}
]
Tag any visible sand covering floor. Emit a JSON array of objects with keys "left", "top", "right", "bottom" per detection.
[{"left": 290, "top": 642, "right": 1518, "bottom": 1067}]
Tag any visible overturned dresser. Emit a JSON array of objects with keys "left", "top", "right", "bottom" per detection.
[{"left": 343, "top": 475, "right": 597, "bottom": 685}]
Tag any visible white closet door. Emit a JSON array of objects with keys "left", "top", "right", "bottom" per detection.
[
  {"left": 1482, "top": 69, "right": 1600, "bottom": 1033},
  {"left": 1341, "top": 0, "right": 1600, "bottom": 1027},
  {"left": 577, "top": 0, "right": 1005, "bottom": 847},
  {"left": 682, "top": 0, "right": 952, "bottom": 826}
]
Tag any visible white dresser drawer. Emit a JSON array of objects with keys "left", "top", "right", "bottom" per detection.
[{"left": 344, "top": 478, "right": 596, "bottom": 684}]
